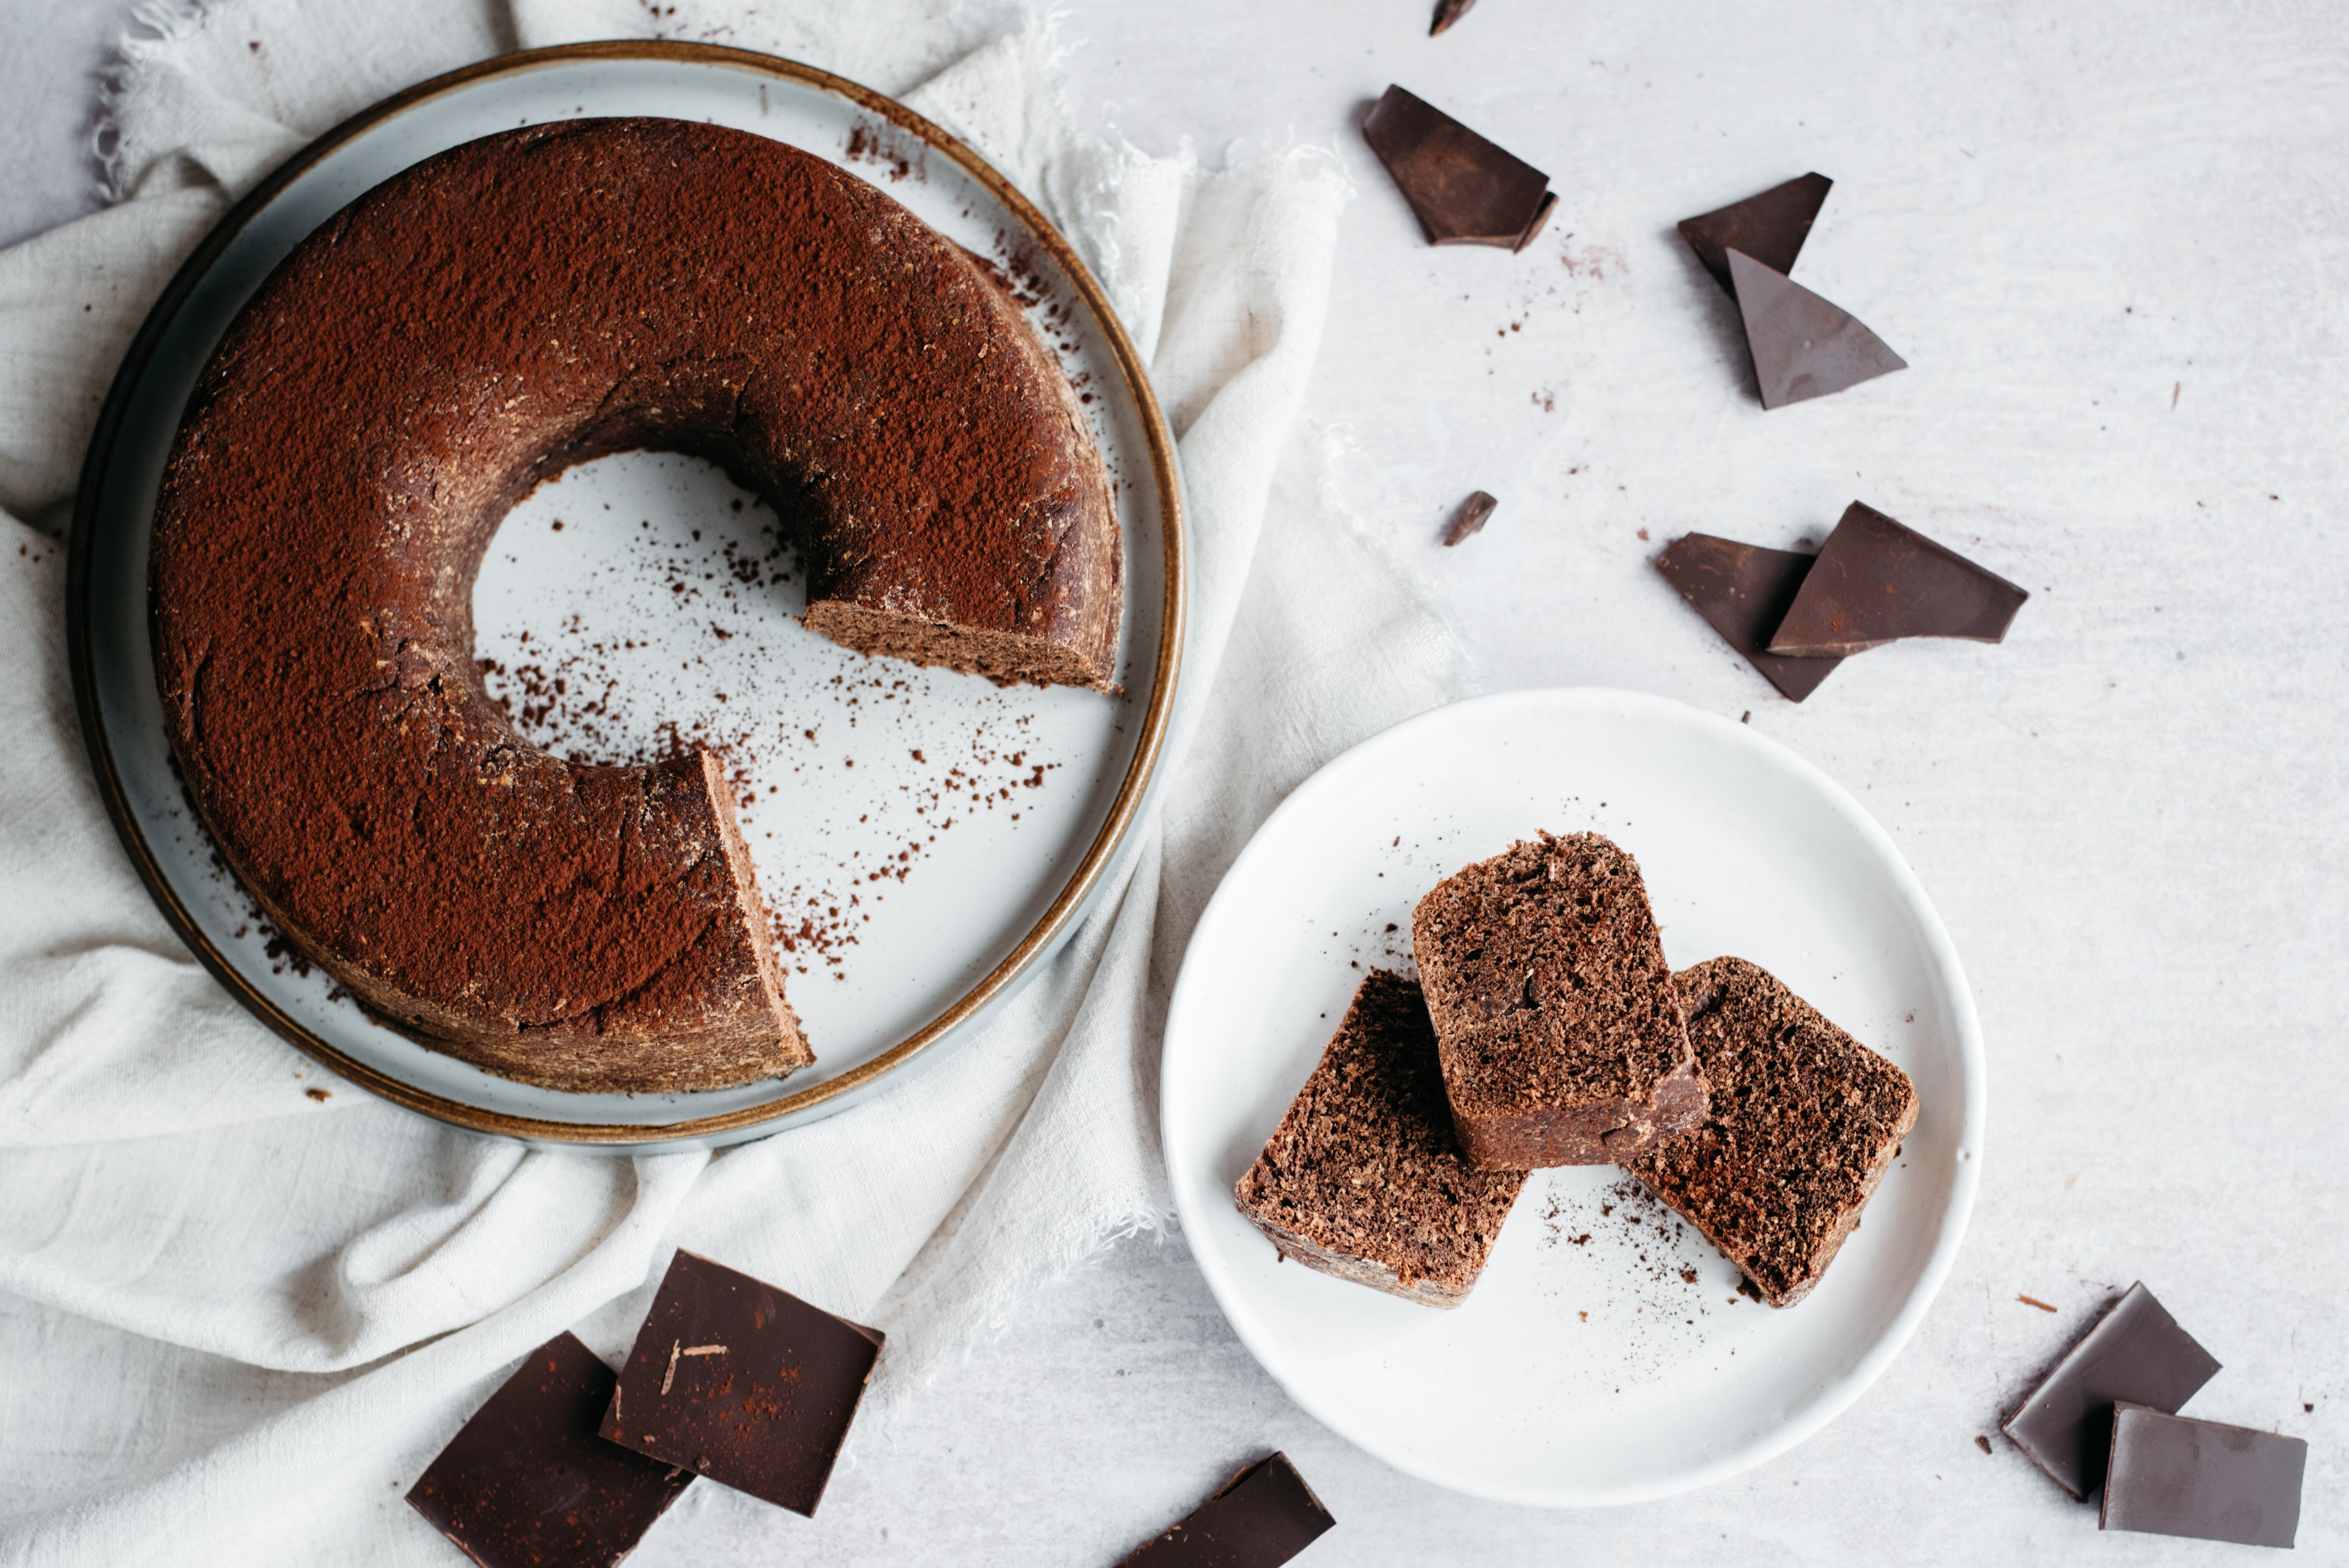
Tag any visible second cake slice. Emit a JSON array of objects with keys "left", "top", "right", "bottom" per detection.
[{"left": 1412, "top": 832, "right": 1707, "bottom": 1168}]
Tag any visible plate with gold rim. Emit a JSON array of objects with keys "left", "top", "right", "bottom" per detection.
[{"left": 68, "top": 43, "right": 1182, "bottom": 1150}]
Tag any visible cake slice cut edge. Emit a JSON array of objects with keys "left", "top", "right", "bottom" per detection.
[
  {"left": 1411, "top": 831, "right": 1708, "bottom": 1169},
  {"left": 1627, "top": 956, "right": 1918, "bottom": 1307},
  {"left": 1233, "top": 970, "right": 1527, "bottom": 1309}
]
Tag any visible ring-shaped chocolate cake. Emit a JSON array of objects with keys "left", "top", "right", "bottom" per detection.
[{"left": 150, "top": 118, "right": 1121, "bottom": 1093}]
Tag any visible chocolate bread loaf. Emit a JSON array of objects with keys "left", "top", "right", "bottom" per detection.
[
  {"left": 1412, "top": 832, "right": 1706, "bottom": 1168},
  {"left": 1233, "top": 971, "right": 1526, "bottom": 1307},
  {"left": 1627, "top": 957, "right": 1918, "bottom": 1307}
]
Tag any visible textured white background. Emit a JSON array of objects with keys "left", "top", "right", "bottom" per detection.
[{"left": 3, "top": 1, "right": 2343, "bottom": 1562}]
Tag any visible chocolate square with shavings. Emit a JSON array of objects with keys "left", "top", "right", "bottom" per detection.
[
  {"left": 1679, "top": 173, "right": 1833, "bottom": 297},
  {"left": 2101, "top": 1404, "right": 2304, "bottom": 1548},
  {"left": 1765, "top": 501, "right": 2027, "bottom": 657},
  {"left": 1653, "top": 531, "right": 1841, "bottom": 701},
  {"left": 1117, "top": 1452, "right": 1337, "bottom": 1567},
  {"left": 406, "top": 1332, "right": 692, "bottom": 1568},
  {"left": 599, "top": 1251, "right": 883, "bottom": 1517},
  {"left": 1362, "top": 85, "right": 1556, "bottom": 251},
  {"left": 2002, "top": 1282, "right": 2222, "bottom": 1500}
]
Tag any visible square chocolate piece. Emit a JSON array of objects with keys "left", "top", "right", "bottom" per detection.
[
  {"left": 2102, "top": 1404, "right": 2304, "bottom": 1548},
  {"left": 407, "top": 1332, "right": 692, "bottom": 1568},
  {"left": 1234, "top": 970, "right": 1526, "bottom": 1307},
  {"left": 1362, "top": 85, "right": 1556, "bottom": 251},
  {"left": 1413, "top": 832, "right": 1707, "bottom": 1169},
  {"left": 1626, "top": 958, "right": 1917, "bottom": 1307},
  {"left": 600, "top": 1251, "right": 883, "bottom": 1516},
  {"left": 1118, "top": 1452, "right": 1337, "bottom": 1567},
  {"left": 2002, "top": 1281, "right": 2222, "bottom": 1499}
]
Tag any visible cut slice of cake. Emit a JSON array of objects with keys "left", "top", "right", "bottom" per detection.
[
  {"left": 1411, "top": 832, "right": 1707, "bottom": 1169},
  {"left": 1627, "top": 956, "right": 1918, "bottom": 1307},
  {"left": 1233, "top": 971, "right": 1527, "bottom": 1308}
]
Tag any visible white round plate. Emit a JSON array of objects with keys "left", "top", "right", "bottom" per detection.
[
  {"left": 1161, "top": 688, "right": 1984, "bottom": 1506},
  {"left": 70, "top": 46, "right": 1181, "bottom": 1149}
]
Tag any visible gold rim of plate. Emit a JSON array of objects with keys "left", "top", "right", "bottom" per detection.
[{"left": 63, "top": 42, "right": 1187, "bottom": 1145}]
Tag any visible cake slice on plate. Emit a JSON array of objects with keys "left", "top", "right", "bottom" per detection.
[
  {"left": 1412, "top": 832, "right": 1707, "bottom": 1168},
  {"left": 1627, "top": 956, "right": 1918, "bottom": 1307},
  {"left": 1233, "top": 971, "right": 1525, "bottom": 1308}
]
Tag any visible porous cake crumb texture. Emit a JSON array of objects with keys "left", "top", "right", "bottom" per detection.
[{"left": 1234, "top": 971, "right": 1526, "bottom": 1307}]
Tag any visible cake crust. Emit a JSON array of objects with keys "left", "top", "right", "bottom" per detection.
[
  {"left": 1627, "top": 957, "right": 1918, "bottom": 1307},
  {"left": 1233, "top": 971, "right": 1526, "bottom": 1307},
  {"left": 149, "top": 119, "right": 1118, "bottom": 1091},
  {"left": 1411, "top": 832, "right": 1706, "bottom": 1168}
]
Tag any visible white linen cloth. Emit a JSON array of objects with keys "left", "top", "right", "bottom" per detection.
[{"left": 0, "top": 0, "right": 1469, "bottom": 1560}]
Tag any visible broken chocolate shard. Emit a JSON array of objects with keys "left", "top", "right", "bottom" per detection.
[
  {"left": 1117, "top": 1452, "right": 1337, "bottom": 1567},
  {"left": 1442, "top": 490, "right": 1497, "bottom": 545},
  {"left": 1765, "top": 501, "right": 2028, "bottom": 657},
  {"left": 600, "top": 1251, "right": 883, "bottom": 1517},
  {"left": 1653, "top": 532, "right": 1841, "bottom": 701},
  {"left": 1725, "top": 249, "right": 1906, "bottom": 409},
  {"left": 1679, "top": 174, "right": 1833, "bottom": 297},
  {"left": 1362, "top": 85, "right": 1557, "bottom": 251},
  {"left": 2101, "top": 1404, "right": 2304, "bottom": 1548},
  {"left": 1428, "top": 0, "right": 1477, "bottom": 35},
  {"left": 407, "top": 1332, "right": 692, "bottom": 1568},
  {"left": 2001, "top": 1281, "right": 2222, "bottom": 1501}
]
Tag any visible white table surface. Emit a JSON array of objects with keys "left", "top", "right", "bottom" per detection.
[{"left": 4, "top": 1, "right": 2343, "bottom": 1562}]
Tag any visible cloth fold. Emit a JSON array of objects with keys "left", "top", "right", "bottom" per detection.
[{"left": 0, "top": 1, "right": 1474, "bottom": 1560}]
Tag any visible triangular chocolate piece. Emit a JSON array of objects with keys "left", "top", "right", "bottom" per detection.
[
  {"left": 1363, "top": 85, "right": 1557, "bottom": 251},
  {"left": 1679, "top": 174, "right": 1832, "bottom": 296},
  {"left": 1727, "top": 250, "right": 1906, "bottom": 409},
  {"left": 1767, "top": 502, "right": 2028, "bottom": 656},
  {"left": 1654, "top": 533, "right": 1842, "bottom": 701}
]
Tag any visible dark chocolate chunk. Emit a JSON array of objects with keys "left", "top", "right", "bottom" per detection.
[
  {"left": 600, "top": 1251, "right": 883, "bottom": 1517},
  {"left": 407, "top": 1332, "right": 692, "bottom": 1568},
  {"left": 1726, "top": 249, "right": 1906, "bottom": 409},
  {"left": 1428, "top": 0, "right": 1477, "bottom": 34},
  {"left": 1653, "top": 532, "right": 1841, "bottom": 701},
  {"left": 2101, "top": 1404, "right": 2304, "bottom": 1548},
  {"left": 1362, "top": 86, "right": 1557, "bottom": 251},
  {"left": 2000, "top": 1281, "right": 2222, "bottom": 1500},
  {"left": 1678, "top": 174, "right": 1833, "bottom": 297},
  {"left": 1442, "top": 490, "right": 1497, "bottom": 546},
  {"left": 1118, "top": 1452, "right": 1337, "bottom": 1567},
  {"left": 1766, "top": 501, "right": 2028, "bottom": 657}
]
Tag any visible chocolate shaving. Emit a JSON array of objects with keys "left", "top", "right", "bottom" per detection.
[
  {"left": 1653, "top": 532, "right": 1840, "bottom": 701},
  {"left": 1362, "top": 86, "right": 1557, "bottom": 251},
  {"left": 1429, "top": 0, "right": 1477, "bottom": 34},
  {"left": 1679, "top": 174, "right": 1832, "bottom": 297},
  {"left": 1116, "top": 1452, "right": 1337, "bottom": 1567},
  {"left": 1766, "top": 502, "right": 2028, "bottom": 657},
  {"left": 1443, "top": 490, "right": 1498, "bottom": 545},
  {"left": 1726, "top": 250, "right": 1906, "bottom": 409},
  {"left": 2102, "top": 1404, "right": 2304, "bottom": 1547}
]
